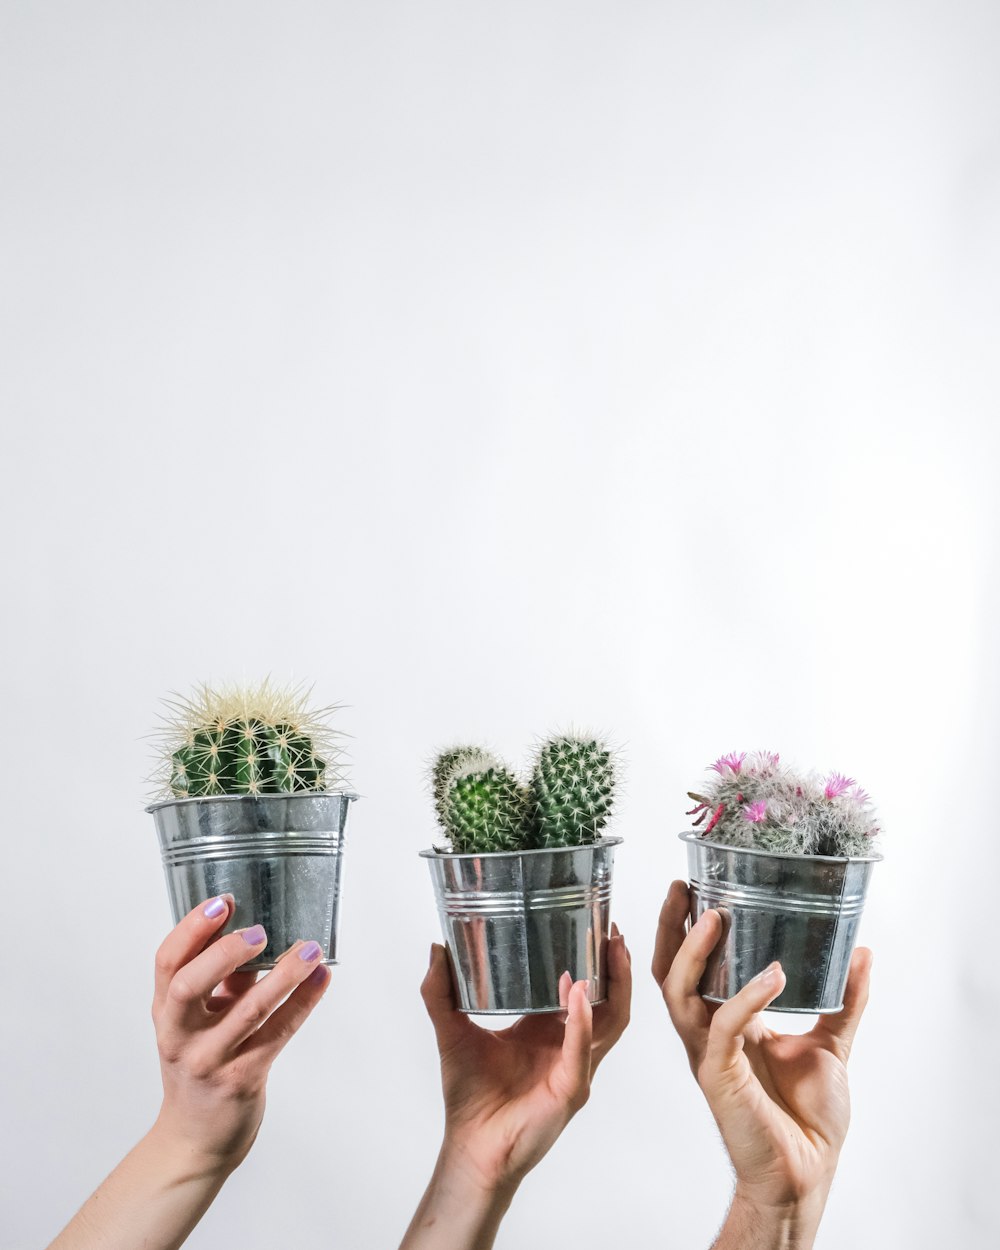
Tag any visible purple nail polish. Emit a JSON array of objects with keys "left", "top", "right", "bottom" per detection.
[
  {"left": 242, "top": 925, "right": 267, "bottom": 946},
  {"left": 203, "top": 897, "right": 227, "bottom": 919},
  {"left": 308, "top": 963, "right": 329, "bottom": 987},
  {"left": 299, "top": 940, "right": 322, "bottom": 962}
]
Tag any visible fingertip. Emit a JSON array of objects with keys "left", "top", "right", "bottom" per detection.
[
  {"left": 568, "top": 979, "right": 593, "bottom": 1025},
  {"left": 239, "top": 925, "right": 267, "bottom": 949},
  {"left": 691, "top": 907, "right": 720, "bottom": 934},
  {"left": 307, "top": 962, "right": 330, "bottom": 989},
  {"left": 748, "top": 960, "right": 785, "bottom": 1008}
]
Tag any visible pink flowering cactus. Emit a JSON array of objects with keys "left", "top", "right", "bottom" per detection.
[{"left": 687, "top": 749, "right": 881, "bottom": 856}]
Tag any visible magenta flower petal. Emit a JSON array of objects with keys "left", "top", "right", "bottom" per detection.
[
  {"left": 710, "top": 751, "right": 746, "bottom": 776},
  {"left": 742, "top": 799, "right": 768, "bottom": 823},
  {"left": 824, "top": 773, "right": 856, "bottom": 799}
]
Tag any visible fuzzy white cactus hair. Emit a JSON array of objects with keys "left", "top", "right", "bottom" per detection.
[{"left": 151, "top": 678, "right": 348, "bottom": 799}]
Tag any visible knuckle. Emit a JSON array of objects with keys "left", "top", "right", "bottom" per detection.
[
  {"left": 235, "top": 997, "right": 269, "bottom": 1031},
  {"left": 167, "top": 972, "right": 198, "bottom": 1009},
  {"left": 154, "top": 948, "right": 177, "bottom": 980},
  {"left": 156, "top": 1037, "right": 182, "bottom": 1065},
  {"left": 568, "top": 1082, "right": 592, "bottom": 1113},
  {"left": 185, "top": 1050, "right": 219, "bottom": 1082}
]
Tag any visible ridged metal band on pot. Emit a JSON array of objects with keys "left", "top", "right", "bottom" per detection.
[
  {"left": 148, "top": 792, "right": 358, "bottom": 970},
  {"left": 680, "top": 832, "right": 881, "bottom": 1014},
  {"left": 420, "top": 837, "right": 622, "bottom": 1015}
]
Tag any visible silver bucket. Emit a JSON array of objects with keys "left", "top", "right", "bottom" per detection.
[
  {"left": 148, "top": 792, "right": 358, "bottom": 970},
  {"left": 681, "top": 833, "right": 880, "bottom": 1013},
  {"left": 420, "top": 837, "right": 622, "bottom": 1015}
]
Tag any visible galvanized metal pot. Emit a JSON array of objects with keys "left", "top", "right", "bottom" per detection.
[
  {"left": 148, "top": 792, "right": 358, "bottom": 970},
  {"left": 421, "top": 837, "right": 622, "bottom": 1015},
  {"left": 681, "top": 833, "right": 880, "bottom": 1013}
]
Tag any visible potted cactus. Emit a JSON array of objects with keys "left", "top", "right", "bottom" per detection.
[
  {"left": 681, "top": 750, "right": 882, "bottom": 1012},
  {"left": 421, "top": 734, "right": 621, "bottom": 1014},
  {"left": 147, "top": 680, "right": 358, "bottom": 969}
]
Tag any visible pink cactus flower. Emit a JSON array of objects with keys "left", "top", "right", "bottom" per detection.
[
  {"left": 710, "top": 752, "right": 746, "bottom": 776},
  {"left": 742, "top": 800, "right": 768, "bottom": 823},
  {"left": 824, "top": 773, "right": 856, "bottom": 800},
  {"left": 848, "top": 784, "right": 870, "bottom": 806}
]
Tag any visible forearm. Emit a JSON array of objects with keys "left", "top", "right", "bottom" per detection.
[
  {"left": 48, "top": 1120, "right": 235, "bottom": 1250},
  {"left": 711, "top": 1187, "right": 828, "bottom": 1250},
  {"left": 400, "top": 1144, "right": 518, "bottom": 1250}
]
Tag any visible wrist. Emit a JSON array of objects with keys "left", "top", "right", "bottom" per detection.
[
  {"left": 723, "top": 1185, "right": 830, "bottom": 1250},
  {"left": 147, "top": 1112, "right": 247, "bottom": 1184},
  {"left": 400, "top": 1141, "right": 518, "bottom": 1250},
  {"left": 435, "top": 1136, "right": 521, "bottom": 1209}
]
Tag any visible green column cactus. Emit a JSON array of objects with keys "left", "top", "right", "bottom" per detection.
[
  {"left": 431, "top": 745, "right": 487, "bottom": 826},
  {"left": 529, "top": 734, "right": 616, "bottom": 848},
  {"left": 434, "top": 748, "right": 530, "bottom": 853},
  {"left": 157, "top": 680, "right": 344, "bottom": 799}
]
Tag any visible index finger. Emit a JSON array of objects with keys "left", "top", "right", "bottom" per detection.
[
  {"left": 153, "top": 895, "right": 234, "bottom": 1016},
  {"left": 160, "top": 925, "right": 269, "bottom": 1033}
]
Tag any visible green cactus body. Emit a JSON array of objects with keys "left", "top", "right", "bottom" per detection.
[
  {"left": 439, "top": 752, "right": 529, "bottom": 853},
  {"left": 432, "top": 746, "right": 486, "bottom": 825},
  {"left": 170, "top": 718, "right": 327, "bottom": 798},
  {"left": 529, "top": 735, "right": 615, "bottom": 848}
]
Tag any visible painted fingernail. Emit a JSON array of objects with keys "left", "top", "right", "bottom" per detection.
[
  {"left": 203, "top": 897, "right": 227, "bottom": 919},
  {"left": 299, "top": 941, "right": 322, "bottom": 962},
  {"left": 242, "top": 925, "right": 267, "bottom": 946},
  {"left": 308, "top": 964, "right": 330, "bottom": 987}
]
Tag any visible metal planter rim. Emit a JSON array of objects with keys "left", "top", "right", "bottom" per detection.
[
  {"left": 420, "top": 834, "right": 623, "bottom": 860},
  {"left": 145, "top": 789, "right": 360, "bottom": 815},
  {"left": 678, "top": 831, "right": 883, "bottom": 864}
]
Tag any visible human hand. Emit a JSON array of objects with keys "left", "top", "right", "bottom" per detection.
[
  {"left": 48, "top": 897, "right": 331, "bottom": 1250},
  {"left": 652, "top": 882, "right": 872, "bottom": 1242},
  {"left": 152, "top": 895, "right": 331, "bottom": 1172},
  {"left": 401, "top": 926, "right": 631, "bottom": 1249}
]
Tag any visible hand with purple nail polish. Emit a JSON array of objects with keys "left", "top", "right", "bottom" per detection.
[
  {"left": 652, "top": 882, "right": 874, "bottom": 1250},
  {"left": 401, "top": 925, "right": 632, "bottom": 1250},
  {"left": 47, "top": 898, "right": 330, "bottom": 1250}
]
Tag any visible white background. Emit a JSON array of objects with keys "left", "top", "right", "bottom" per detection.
[{"left": 1, "top": 3, "right": 998, "bottom": 1247}]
